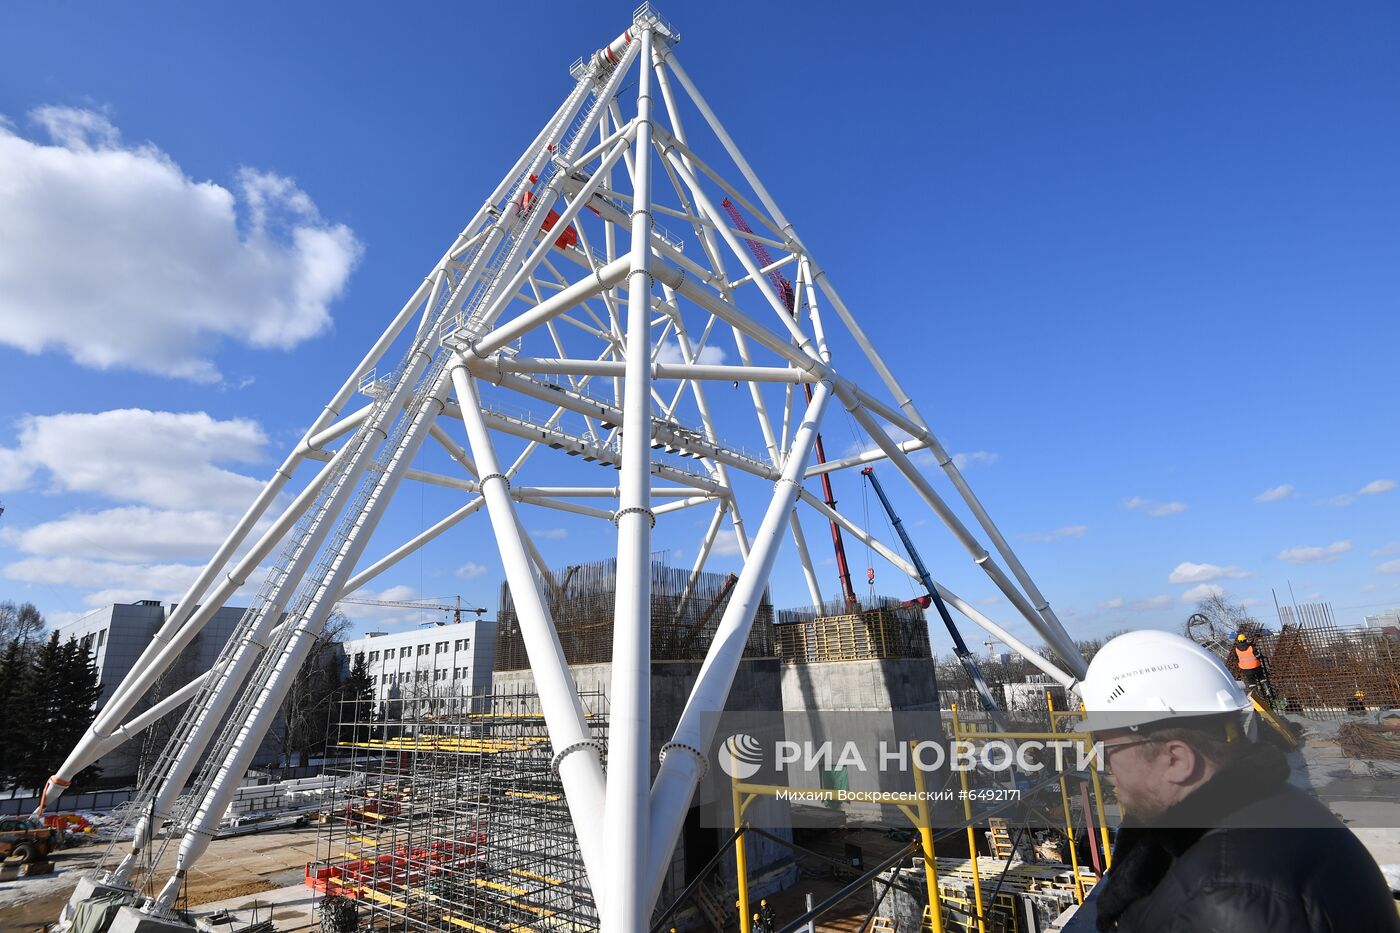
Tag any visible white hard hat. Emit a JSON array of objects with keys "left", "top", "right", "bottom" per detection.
[{"left": 1076, "top": 629, "right": 1251, "bottom": 733}]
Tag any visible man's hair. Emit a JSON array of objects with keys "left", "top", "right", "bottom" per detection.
[{"left": 1141, "top": 713, "right": 1251, "bottom": 770}]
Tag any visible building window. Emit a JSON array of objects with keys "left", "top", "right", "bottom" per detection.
[
  {"left": 453, "top": 639, "right": 465, "bottom": 651},
  {"left": 436, "top": 641, "right": 448, "bottom": 653},
  {"left": 417, "top": 644, "right": 430, "bottom": 657},
  {"left": 369, "top": 651, "right": 379, "bottom": 663},
  {"left": 354, "top": 652, "right": 365, "bottom": 667},
  {"left": 97, "top": 629, "right": 106, "bottom": 648}
]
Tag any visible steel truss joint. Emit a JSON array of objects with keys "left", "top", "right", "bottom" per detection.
[
  {"left": 479, "top": 471, "right": 510, "bottom": 490},
  {"left": 552, "top": 738, "right": 607, "bottom": 773},
  {"left": 658, "top": 741, "right": 707, "bottom": 779},
  {"left": 613, "top": 505, "right": 656, "bottom": 528}
]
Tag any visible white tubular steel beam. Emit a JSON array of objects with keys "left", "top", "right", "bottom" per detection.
[
  {"left": 651, "top": 494, "right": 717, "bottom": 515},
  {"left": 804, "top": 437, "right": 931, "bottom": 478},
  {"left": 794, "top": 489, "right": 1074, "bottom": 688},
  {"left": 646, "top": 380, "right": 834, "bottom": 911},
  {"left": 789, "top": 508, "right": 824, "bottom": 608},
  {"left": 496, "top": 357, "right": 813, "bottom": 383},
  {"left": 471, "top": 256, "right": 632, "bottom": 359},
  {"left": 298, "top": 403, "right": 375, "bottom": 454},
  {"left": 603, "top": 31, "right": 656, "bottom": 932},
  {"left": 428, "top": 422, "right": 478, "bottom": 477},
  {"left": 449, "top": 360, "right": 607, "bottom": 893},
  {"left": 341, "top": 497, "right": 487, "bottom": 596}
]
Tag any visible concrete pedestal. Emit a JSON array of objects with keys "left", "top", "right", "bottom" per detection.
[
  {"left": 61, "top": 875, "right": 135, "bottom": 924},
  {"left": 107, "top": 905, "right": 198, "bottom": 933}
]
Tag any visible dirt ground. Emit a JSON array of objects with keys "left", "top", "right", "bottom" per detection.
[{"left": 0, "top": 824, "right": 321, "bottom": 933}]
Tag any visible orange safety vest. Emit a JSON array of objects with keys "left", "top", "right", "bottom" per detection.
[{"left": 1235, "top": 644, "right": 1261, "bottom": 670}]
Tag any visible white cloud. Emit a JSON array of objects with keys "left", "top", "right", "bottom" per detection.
[
  {"left": 1168, "top": 561, "right": 1250, "bottom": 585},
  {"left": 952, "top": 451, "right": 998, "bottom": 469},
  {"left": 532, "top": 528, "right": 568, "bottom": 540},
  {"left": 1361, "top": 583, "right": 1378, "bottom": 593},
  {"left": 1098, "top": 598, "right": 1125, "bottom": 610},
  {"left": 8, "top": 506, "right": 237, "bottom": 562},
  {"left": 1378, "top": 559, "right": 1400, "bottom": 576},
  {"left": 654, "top": 340, "right": 727, "bottom": 366},
  {"left": 1254, "top": 484, "right": 1295, "bottom": 503},
  {"left": 1182, "top": 583, "right": 1225, "bottom": 603},
  {"left": 0, "top": 106, "right": 360, "bottom": 382},
  {"left": 974, "top": 595, "right": 1003, "bottom": 606},
  {"left": 1372, "top": 543, "right": 1400, "bottom": 558},
  {"left": 0, "top": 409, "right": 266, "bottom": 511},
  {"left": 1326, "top": 479, "right": 1397, "bottom": 507},
  {"left": 1125, "top": 496, "right": 1186, "bottom": 517},
  {"left": 713, "top": 529, "right": 744, "bottom": 557},
  {"left": 1, "top": 555, "right": 201, "bottom": 606},
  {"left": 455, "top": 562, "right": 488, "bottom": 580},
  {"left": 1132, "top": 595, "right": 1172, "bottom": 610},
  {"left": 1278, "top": 540, "right": 1352, "bottom": 565},
  {"left": 1023, "top": 525, "right": 1087, "bottom": 543}
]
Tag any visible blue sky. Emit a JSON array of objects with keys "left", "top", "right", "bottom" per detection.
[{"left": 0, "top": 2, "right": 1396, "bottom": 652}]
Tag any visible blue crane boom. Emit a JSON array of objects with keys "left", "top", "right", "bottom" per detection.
[{"left": 861, "top": 467, "right": 1008, "bottom": 728}]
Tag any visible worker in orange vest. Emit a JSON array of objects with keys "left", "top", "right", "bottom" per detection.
[{"left": 1234, "top": 632, "right": 1269, "bottom": 697}]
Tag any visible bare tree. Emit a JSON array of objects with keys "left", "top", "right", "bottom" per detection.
[
  {"left": 0, "top": 601, "right": 45, "bottom": 645},
  {"left": 273, "top": 611, "right": 351, "bottom": 768}
]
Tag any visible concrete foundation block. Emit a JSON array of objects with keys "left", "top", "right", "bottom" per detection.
[
  {"left": 62, "top": 876, "right": 136, "bottom": 922},
  {"left": 108, "top": 905, "right": 198, "bottom": 933}
]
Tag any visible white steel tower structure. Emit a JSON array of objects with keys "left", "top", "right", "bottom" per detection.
[{"left": 46, "top": 7, "right": 1086, "bottom": 929}]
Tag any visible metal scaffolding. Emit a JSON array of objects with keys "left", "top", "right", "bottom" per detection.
[{"left": 310, "top": 689, "right": 607, "bottom": 932}]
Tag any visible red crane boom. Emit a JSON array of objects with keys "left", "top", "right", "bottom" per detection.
[{"left": 720, "top": 198, "right": 858, "bottom": 607}]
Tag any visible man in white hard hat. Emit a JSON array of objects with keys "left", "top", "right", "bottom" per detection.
[{"left": 1076, "top": 630, "right": 1398, "bottom": 932}]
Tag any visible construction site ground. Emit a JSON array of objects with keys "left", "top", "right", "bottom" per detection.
[{"left": 0, "top": 824, "right": 322, "bottom": 933}]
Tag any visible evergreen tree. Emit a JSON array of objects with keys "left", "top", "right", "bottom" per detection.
[
  {"left": 0, "top": 639, "right": 29, "bottom": 787},
  {"left": 57, "top": 638, "right": 104, "bottom": 789},
  {"left": 14, "top": 632, "right": 63, "bottom": 792},
  {"left": 9, "top": 634, "right": 104, "bottom": 792},
  {"left": 340, "top": 653, "right": 375, "bottom": 745}
]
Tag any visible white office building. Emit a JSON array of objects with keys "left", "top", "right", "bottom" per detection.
[
  {"left": 56, "top": 600, "right": 282, "bottom": 782},
  {"left": 344, "top": 618, "right": 497, "bottom": 707}
]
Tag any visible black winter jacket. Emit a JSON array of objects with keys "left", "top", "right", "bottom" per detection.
[{"left": 1095, "top": 742, "right": 1399, "bottom": 932}]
